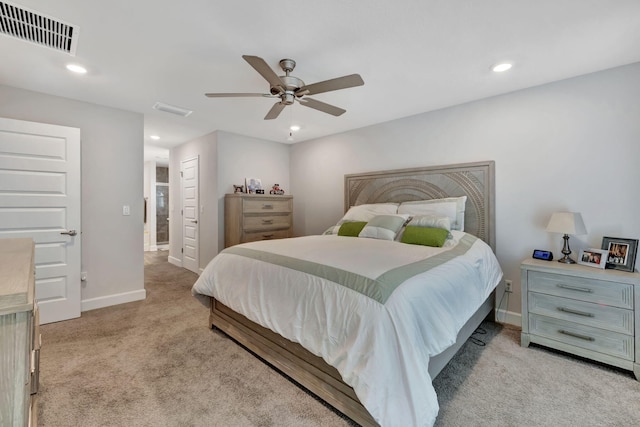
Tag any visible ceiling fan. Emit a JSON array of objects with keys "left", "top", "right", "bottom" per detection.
[{"left": 205, "top": 55, "right": 364, "bottom": 120}]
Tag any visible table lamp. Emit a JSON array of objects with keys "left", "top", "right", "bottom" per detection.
[{"left": 545, "top": 212, "right": 587, "bottom": 264}]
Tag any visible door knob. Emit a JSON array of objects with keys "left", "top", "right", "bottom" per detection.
[
  {"left": 60, "top": 230, "right": 77, "bottom": 236},
  {"left": 191, "top": 220, "right": 198, "bottom": 224}
]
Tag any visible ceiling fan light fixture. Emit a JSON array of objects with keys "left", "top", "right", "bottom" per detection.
[
  {"left": 492, "top": 62, "right": 513, "bottom": 72},
  {"left": 204, "top": 55, "right": 364, "bottom": 120}
]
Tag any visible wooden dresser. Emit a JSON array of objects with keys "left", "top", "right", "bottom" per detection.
[
  {"left": 0, "top": 238, "right": 40, "bottom": 426},
  {"left": 224, "top": 193, "right": 293, "bottom": 247},
  {"left": 521, "top": 258, "right": 640, "bottom": 380}
]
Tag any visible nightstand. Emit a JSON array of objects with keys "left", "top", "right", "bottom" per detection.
[{"left": 521, "top": 258, "right": 640, "bottom": 380}]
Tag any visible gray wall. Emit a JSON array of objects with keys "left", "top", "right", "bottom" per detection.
[
  {"left": 169, "top": 130, "right": 290, "bottom": 269},
  {"left": 169, "top": 131, "right": 219, "bottom": 271},
  {"left": 215, "top": 131, "right": 291, "bottom": 251},
  {"left": 290, "top": 62, "right": 640, "bottom": 323},
  {"left": 0, "top": 84, "right": 145, "bottom": 310}
]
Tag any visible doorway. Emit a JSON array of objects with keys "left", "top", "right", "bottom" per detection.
[{"left": 155, "top": 166, "right": 169, "bottom": 248}]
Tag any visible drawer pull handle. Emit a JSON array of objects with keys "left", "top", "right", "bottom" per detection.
[
  {"left": 558, "top": 329, "right": 595, "bottom": 341},
  {"left": 558, "top": 307, "right": 594, "bottom": 317},
  {"left": 557, "top": 283, "right": 593, "bottom": 293},
  {"left": 262, "top": 219, "right": 274, "bottom": 224},
  {"left": 262, "top": 204, "right": 274, "bottom": 209},
  {"left": 262, "top": 234, "right": 275, "bottom": 239}
]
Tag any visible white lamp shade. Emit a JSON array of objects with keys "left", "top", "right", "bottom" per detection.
[{"left": 546, "top": 212, "right": 587, "bottom": 235}]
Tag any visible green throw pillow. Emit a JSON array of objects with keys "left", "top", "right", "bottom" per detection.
[
  {"left": 338, "top": 221, "right": 367, "bottom": 237},
  {"left": 400, "top": 226, "right": 449, "bottom": 247}
]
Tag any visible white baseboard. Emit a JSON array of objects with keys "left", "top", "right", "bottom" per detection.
[
  {"left": 81, "top": 289, "right": 147, "bottom": 312},
  {"left": 495, "top": 308, "right": 522, "bottom": 328},
  {"left": 168, "top": 255, "right": 182, "bottom": 267}
]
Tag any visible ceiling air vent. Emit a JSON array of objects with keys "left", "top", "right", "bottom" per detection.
[
  {"left": 153, "top": 102, "right": 193, "bottom": 117},
  {"left": 0, "top": 1, "right": 79, "bottom": 55}
]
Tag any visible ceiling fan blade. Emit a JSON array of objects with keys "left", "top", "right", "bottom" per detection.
[
  {"left": 242, "top": 55, "right": 284, "bottom": 90},
  {"left": 298, "top": 74, "right": 364, "bottom": 96},
  {"left": 205, "top": 93, "right": 272, "bottom": 98},
  {"left": 264, "top": 102, "right": 286, "bottom": 120},
  {"left": 298, "top": 98, "right": 346, "bottom": 116}
]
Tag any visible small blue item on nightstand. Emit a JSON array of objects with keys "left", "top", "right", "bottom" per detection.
[{"left": 532, "top": 249, "right": 553, "bottom": 261}]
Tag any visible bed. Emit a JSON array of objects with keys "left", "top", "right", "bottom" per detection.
[{"left": 192, "top": 161, "right": 502, "bottom": 426}]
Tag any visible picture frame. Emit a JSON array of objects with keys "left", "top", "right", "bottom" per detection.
[
  {"left": 244, "top": 178, "right": 263, "bottom": 194},
  {"left": 601, "top": 236, "right": 639, "bottom": 272},
  {"left": 578, "top": 248, "right": 608, "bottom": 269}
]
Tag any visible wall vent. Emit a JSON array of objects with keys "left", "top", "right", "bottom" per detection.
[
  {"left": 0, "top": 1, "right": 79, "bottom": 55},
  {"left": 153, "top": 102, "right": 193, "bottom": 117}
]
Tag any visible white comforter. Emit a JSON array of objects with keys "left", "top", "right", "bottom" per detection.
[{"left": 192, "top": 231, "right": 502, "bottom": 426}]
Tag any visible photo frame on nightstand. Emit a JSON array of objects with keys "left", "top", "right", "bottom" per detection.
[
  {"left": 601, "top": 236, "right": 638, "bottom": 272},
  {"left": 578, "top": 248, "right": 608, "bottom": 269}
]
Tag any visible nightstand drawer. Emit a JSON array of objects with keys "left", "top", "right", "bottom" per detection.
[
  {"left": 243, "top": 214, "right": 292, "bottom": 232},
  {"left": 243, "top": 198, "right": 291, "bottom": 214},
  {"left": 528, "top": 292, "right": 633, "bottom": 335},
  {"left": 528, "top": 270, "right": 633, "bottom": 309},
  {"left": 529, "top": 314, "right": 634, "bottom": 361},
  {"left": 242, "top": 229, "right": 291, "bottom": 243}
]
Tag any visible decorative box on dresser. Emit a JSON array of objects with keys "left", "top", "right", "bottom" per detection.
[
  {"left": 224, "top": 193, "right": 293, "bottom": 248},
  {"left": 0, "top": 238, "right": 40, "bottom": 426},
  {"left": 521, "top": 258, "right": 640, "bottom": 380}
]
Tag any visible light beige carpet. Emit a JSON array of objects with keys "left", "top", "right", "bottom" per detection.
[{"left": 37, "top": 251, "right": 640, "bottom": 426}]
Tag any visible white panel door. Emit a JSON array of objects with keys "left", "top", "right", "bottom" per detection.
[
  {"left": 0, "top": 117, "right": 81, "bottom": 324},
  {"left": 181, "top": 157, "right": 199, "bottom": 273}
]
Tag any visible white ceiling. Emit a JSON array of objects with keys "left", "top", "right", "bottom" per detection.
[{"left": 2, "top": 0, "right": 640, "bottom": 161}]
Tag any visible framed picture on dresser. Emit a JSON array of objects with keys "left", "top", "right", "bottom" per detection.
[
  {"left": 578, "top": 248, "right": 608, "bottom": 269},
  {"left": 601, "top": 236, "right": 638, "bottom": 272}
]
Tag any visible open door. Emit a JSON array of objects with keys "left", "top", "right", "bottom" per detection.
[{"left": 0, "top": 117, "right": 81, "bottom": 324}]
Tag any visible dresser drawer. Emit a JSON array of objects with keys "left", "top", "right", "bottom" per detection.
[
  {"left": 527, "top": 270, "right": 633, "bottom": 309},
  {"left": 225, "top": 194, "right": 294, "bottom": 247},
  {"left": 243, "top": 198, "right": 291, "bottom": 214},
  {"left": 529, "top": 314, "right": 634, "bottom": 361},
  {"left": 242, "top": 229, "right": 291, "bottom": 243},
  {"left": 528, "top": 292, "right": 633, "bottom": 335},
  {"left": 243, "top": 214, "right": 292, "bottom": 232}
]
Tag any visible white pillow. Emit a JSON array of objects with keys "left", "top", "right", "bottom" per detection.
[
  {"left": 358, "top": 214, "right": 410, "bottom": 241},
  {"left": 337, "top": 203, "right": 399, "bottom": 225},
  {"left": 408, "top": 214, "right": 452, "bottom": 231},
  {"left": 398, "top": 196, "right": 467, "bottom": 231}
]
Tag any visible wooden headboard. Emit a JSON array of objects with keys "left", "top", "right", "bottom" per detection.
[{"left": 344, "top": 161, "right": 496, "bottom": 252}]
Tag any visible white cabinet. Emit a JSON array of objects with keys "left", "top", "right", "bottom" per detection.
[
  {"left": 521, "top": 259, "right": 639, "bottom": 380},
  {"left": 0, "top": 238, "right": 40, "bottom": 426}
]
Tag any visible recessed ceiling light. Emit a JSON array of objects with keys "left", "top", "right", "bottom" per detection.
[
  {"left": 150, "top": 135, "right": 160, "bottom": 140},
  {"left": 66, "top": 63, "right": 87, "bottom": 74},
  {"left": 290, "top": 125, "right": 300, "bottom": 132},
  {"left": 492, "top": 63, "right": 512, "bottom": 73}
]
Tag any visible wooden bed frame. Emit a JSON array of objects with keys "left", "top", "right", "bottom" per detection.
[{"left": 210, "top": 161, "right": 496, "bottom": 426}]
